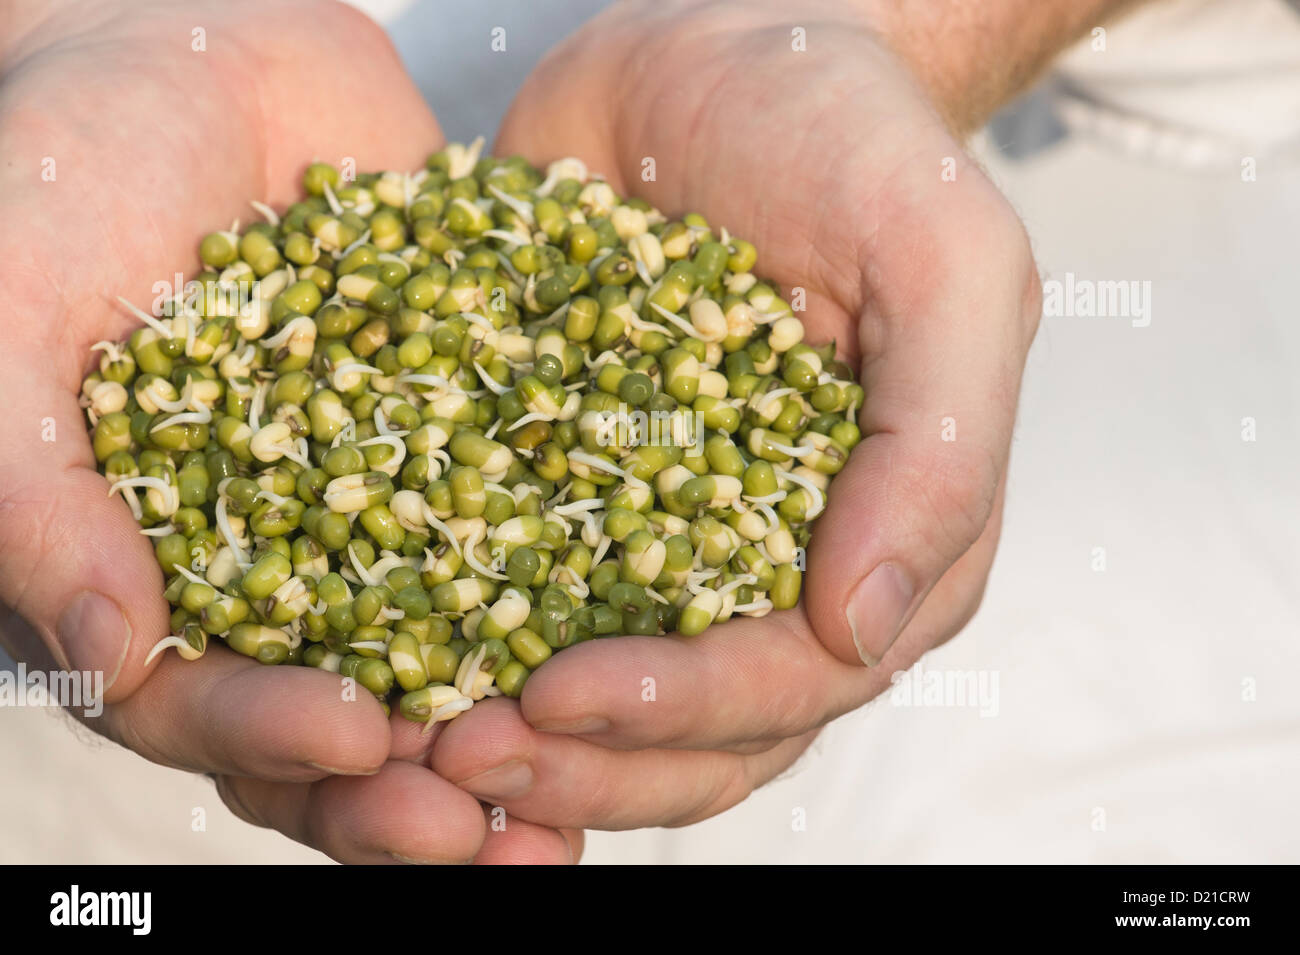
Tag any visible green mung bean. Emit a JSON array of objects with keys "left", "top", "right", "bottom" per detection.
[{"left": 85, "top": 143, "right": 861, "bottom": 726}]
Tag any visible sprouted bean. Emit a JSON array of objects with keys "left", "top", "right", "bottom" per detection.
[{"left": 80, "top": 144, "right": 864, "bottom": 722}]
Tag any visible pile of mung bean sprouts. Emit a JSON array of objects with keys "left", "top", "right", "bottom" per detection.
[{"left": 80, "top": 139, "right": 863, "bottom": 724}]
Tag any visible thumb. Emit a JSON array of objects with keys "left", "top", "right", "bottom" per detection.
[
  {"left": 0, "top": 365, "right": 168, "bottom": 704},
  {"left": 805, "top": 198, "right": 1040, "bottom": 668}
]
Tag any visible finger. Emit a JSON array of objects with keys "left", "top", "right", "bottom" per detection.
[
  {"left": 515, "top": 498, "right": 1009, "bottom": 753},
  {"left": 216, "top": 759, "right": 486, "bottom": 865},
  {"left": 472, "top": 810, "right": 582, "bottom": 865},
  {"left": 432, "top": 698, "right": 813, "bottom": 830},
  {"left": 562, "top": 828, "right": 585, "bottom": 863},
  {"left": 0, "top": 368, "right": 169, "bottom": 704},
  {"left": 892, "top": 479, "right": 1007, "bottom": 660},
  {"left": 0, "top": 7, "right": 449, "bottom": 703},
  {"left": 387, "top": 705, "right": 449, "bottom": 763},
  {"left": 805, "top": 165, "right": 1041, "bottom": 668},
  {"left": 0, "top": 355, "right": 390, "bottom": 789},
  {"left": 96, "top": 642, "right": 390, "bottom": 778},
  {"left": 257, "top": 0, "right": 446, "bottom": 203},
  {"left": 517, "top": 611, "right": 882, "bottom": 750},
  {"left": 0, "top": 4, "right": 446, "bottom": 323},
  {"left": 492, "top": 38, "right": 623, "bottom": 192},
  {"left": 387, "top": 702, "right": 769, "bottom": 783}
]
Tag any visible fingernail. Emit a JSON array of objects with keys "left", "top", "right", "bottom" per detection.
[
  {"left": 57, "top": 591, "right": 131, "bottom": 692},
  {"left": 847, "top": 563, "right": 913, "bottom": 666},
  {"left": 532, "top": 716, "right": 609, "bottom": 736},
  {"left": 458, "top": 760, "right": 534, "bottom": 799}
]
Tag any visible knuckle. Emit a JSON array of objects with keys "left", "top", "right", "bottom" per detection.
[
  {"left": 1021, "top": 262, "right": 1045, "bottom": 341},
  {"left": 300, "top": 786, "right": 337, "bottom": 852},
  {"left": 1005, "top": 221, "right": 1044, "bottom": 345},
  {"left": 0, "top": 484, "right": 52, "bottom": 598},
  {"left": 774, "top": 640, "right": 838, "bottom": 732},
  {"left": 573, "top": 767, "right": 624, "bottom": 825},
  {"left": 915, "top": 445, "right": 999, "bottom": 562},
  {"left": 985, "top": 206, "right": 1042, "bottom": 347},
  {"left": 667, "top": 756, "right": 753, "bottom": 828},
  {"left": 929, "top": 524, "right": 1003, "bottom": 649},
  {"left": 931, "top": 181, "right": 1042, "bottom": 341},
  {"left": 952, "top": 572, "right": 990, "bottom": 634},
  {"left": 214, "top": 775, "right": 265, "bottom": 829},
  {"left": 104, "top": 702, "right": 187, "bottom": 772}
]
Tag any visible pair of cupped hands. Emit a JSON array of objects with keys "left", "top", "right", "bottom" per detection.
[{"left": 0, "top": 0, "right": 1040, "bottom": 862}]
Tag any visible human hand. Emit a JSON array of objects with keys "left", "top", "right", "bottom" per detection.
[
  {"left": 0, "top": 0, "right": 578, "bottom": 863},
  {"left": 426, "top": 0, "right": 1042, "bottom": 830}
]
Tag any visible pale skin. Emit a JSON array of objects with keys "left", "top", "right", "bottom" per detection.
[
  {"left": 0, "top": 0, "right": 577, "bottom": 865},
  {"left": 421, "top": 0, "right": 1142, "bottom": 829},
  {"left": 0, "top": 0, "right": 1137, "bottom": 857}
]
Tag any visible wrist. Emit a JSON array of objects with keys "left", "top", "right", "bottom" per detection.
[
  {"left": 847, "top": 0, "right": 988, "bottom": 134},
  {"left": 849, "top": 0, "right": 1144, "bottom": 135}
]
